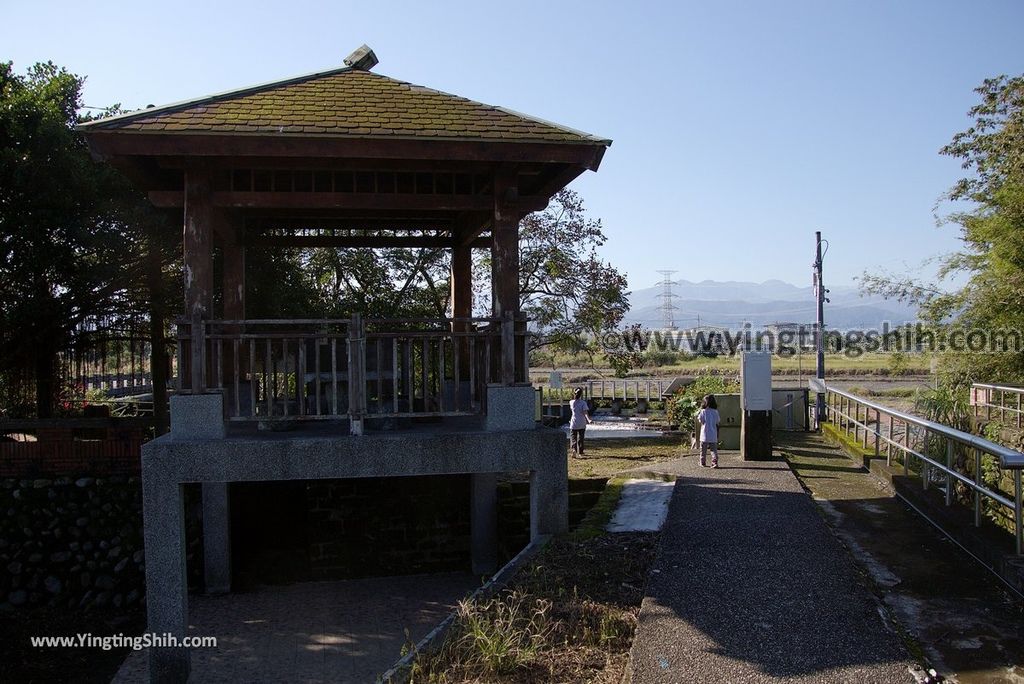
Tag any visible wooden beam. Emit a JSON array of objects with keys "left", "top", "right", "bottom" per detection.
[
  {"left": 104, "top": 156, "right": 175, "bottom": 193},
  {"left": 522, "top": 164, "right": 588, "bottom": 206},
  {"left": 246, "top": 217, "right": 455, "bottom": 232},
  {"left": 243, "top": 235, "right": 490, "bottom": 249},
  {"left": 155, "top": 156, "right": 506, "bottom": 173},
  {"left": 149, "top": 190, "right": 549, "bottom": 213},
  {"left": 84, "top": 132, "right": 609, "bottom": 168}
]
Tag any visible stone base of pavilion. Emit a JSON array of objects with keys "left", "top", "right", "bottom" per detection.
[{"left": 140, "top": 424, "right": 566, "bottom": 682}]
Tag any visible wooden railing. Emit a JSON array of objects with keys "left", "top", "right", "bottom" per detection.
[{"left": 175, "top": 315, "right": 529, "bottom": 424}]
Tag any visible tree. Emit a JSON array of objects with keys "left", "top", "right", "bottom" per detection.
[
  {"left": 246, "top": 189, "right": 631, "bottom": 366},
  {"left": 506, "top": 189, "right": 629, "bottom": 358},
  {"left": 245, "top": 240, "right": 453, "bottom": 321},
  {"left": 0, "top": 61, "right": 160, "bottom": 416},
  {"left": 861, "top": 74, "right": 1024, "bottom": 384}
]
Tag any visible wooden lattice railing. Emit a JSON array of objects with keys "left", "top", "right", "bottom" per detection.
[{"left": 175, "top": 315, "right": 529, "bottom": 423}]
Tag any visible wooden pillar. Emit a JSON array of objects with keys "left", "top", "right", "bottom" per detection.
[
  {"left": 221, "top": 222, "right": 246, "bottom": 408},
  {"left": 222, "top": 232, "right": 245, "bottom": 321},
  {"left": 452, "top": 244, "right": 472, "bottom": 391},
  {"left": 184, "top": 169, "right": 215, "bottom": 320},
  {"left": 147, "top": 224, "right": 169, "bottom": 435},
  {"left": 491, "top": 167, "right": 520, "bottom": 385},
  {"left": 451, "top": 244, "right": 473, "bottom": 320},
  {"left": 184, "top": 169, "right": 214, "bottom": 392}
]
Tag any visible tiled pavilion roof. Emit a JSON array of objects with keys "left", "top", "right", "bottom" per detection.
[{"left": 81, "top": 67, "right": 610, "bottom": 146}]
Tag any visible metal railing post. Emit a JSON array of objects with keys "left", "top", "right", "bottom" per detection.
[
  {"left": 887, "top": 414, "right": 894, "bottom": 465},
  {"left": 922, "top": 428, "right": 930, "bottom": 491},
  {"left": 945, "top": 440, "right": 954, "bottom": 506},
  {"left": 862, "top": 402, "right": 870, "bottom": 449},
  {"left": 1015, "top": 470, "right": 1023, "bottom": 555},
  {"left": 974, "top": 448, "right": 982, "bottom": 527},
  {"left": 903, "top": 420, "right": 910, "bottom": 475},
  {"left": 874, "top": 408, "right": 881, "bottom": 460}
]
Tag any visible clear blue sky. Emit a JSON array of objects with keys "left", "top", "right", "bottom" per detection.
[{"left": 3, "top": 0, "right": 1021, "bottom": 292}]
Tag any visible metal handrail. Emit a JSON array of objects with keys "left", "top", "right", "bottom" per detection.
[
  {"left": 826, "top": 385, "right": 1023, "bottom": 555},
  {"left": 972, "top": 382, "right": 1024, "bottom": 393},
  {"left": 830, "top": 386, "right": 1024, "bottom": 469}
]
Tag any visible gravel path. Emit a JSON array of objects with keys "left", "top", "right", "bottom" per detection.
[{"left": 629, "top": 454, "right": 920, "bottom": 683}]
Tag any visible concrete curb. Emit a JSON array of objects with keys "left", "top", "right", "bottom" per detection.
[{"left": 378, "top": 535, "right": 552, "bottom": 683}]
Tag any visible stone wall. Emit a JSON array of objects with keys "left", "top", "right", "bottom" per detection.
[
  {"left": 0, "top": 475, "right": 144, "bottom": 611},
  {"left": 0, "top": 476, "right": 204, "bottom": 611}
]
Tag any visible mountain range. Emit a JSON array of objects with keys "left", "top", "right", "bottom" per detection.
[{"left": 624, "top": 279, "right": 917, "bottom": 330}]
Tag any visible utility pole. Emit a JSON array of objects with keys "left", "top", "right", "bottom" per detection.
[{"left": 813, "top": 231, "right": 828, "bottom": 428}]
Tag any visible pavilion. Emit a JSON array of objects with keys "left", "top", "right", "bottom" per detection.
[{"left": 81, "top": 46, "right": 611, "bottom": 682}]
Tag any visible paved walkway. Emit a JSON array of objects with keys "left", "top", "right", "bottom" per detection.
[
  {"left": 629, "top": 452, "right": 920, "bottom": 683},
  {"left": 112, "top": 572, "right": 477, "bottom": 683}
]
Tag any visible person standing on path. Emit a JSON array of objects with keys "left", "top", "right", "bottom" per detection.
[
  {"left": 569, "top": 388, "right": 592, "bottom": 458},
  {"left": 697, "top": 394, "right": 721, "bottom": 468}
]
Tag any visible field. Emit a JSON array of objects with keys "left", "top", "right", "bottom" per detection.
[{"left": 529, "top": 351, "right": 932, "bottom": 384}]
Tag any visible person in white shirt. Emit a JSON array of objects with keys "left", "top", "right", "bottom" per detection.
[
  {"left": 697, "top": 394, "right": 721, "bottom": 468},
  {"left": 568, "top": 388, "right": 592, "bottom": 458}
]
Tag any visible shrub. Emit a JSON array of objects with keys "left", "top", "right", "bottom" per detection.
[{"left": 665, "top": 374, "right": 740, "bottom": 428}]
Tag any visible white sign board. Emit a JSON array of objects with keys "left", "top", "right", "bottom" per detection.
[
  {"left": 741, "top": 351, "right": 772, "bottom": 411},
  {"left": 548, "top": 371, "right": 563, "bottom": 389},
  {"left": 808, "top": 377, "right": 827, "bottom": 394}
]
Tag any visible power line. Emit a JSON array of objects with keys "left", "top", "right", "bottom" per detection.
[{"left": 655, "top": 270, "right": 679, "bottom": 330}]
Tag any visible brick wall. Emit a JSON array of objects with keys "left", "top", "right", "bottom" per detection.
[
  {"left": 231, "top": 476, "right": 494, "bottom": 584},
  {"left": 0, "top": 428, "right": 144, "bottom": 477},
  {"left": 305, "top": 475, "right": 472, "bottom": 580}
]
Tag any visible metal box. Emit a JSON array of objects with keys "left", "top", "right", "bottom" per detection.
[
  {"left": 741, "top": 351, "right": 772, "bottom": 411},
  {"left": 715, "top": 393, "right": 741, "bottom": 449}
]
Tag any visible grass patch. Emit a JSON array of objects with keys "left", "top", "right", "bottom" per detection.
[
  {"left": 574, "top": 477, "right": 626, "bottom": 540},
  {"left": 569, "top": 435, "right": 689, "bottom": 479},
  {"left": 407, "top": 531, "right": 659, "bottom": 683},
  {"left": 821, "top": 422, "right": 922, "bottom": 478},
  {"left": 844, "top": 385, "right": 918, "bottom": 399}
]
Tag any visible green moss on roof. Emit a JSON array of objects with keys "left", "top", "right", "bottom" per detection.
[{"left": 83, "top": 69, "right": 609, "bottom": 145}]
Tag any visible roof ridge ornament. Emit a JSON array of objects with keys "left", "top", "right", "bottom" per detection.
[{"left": 343, "top": 45, "right": 378, "bottom": 71}]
